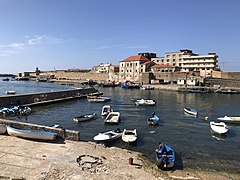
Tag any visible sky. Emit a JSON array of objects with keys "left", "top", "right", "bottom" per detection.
[{"left": 0, "top": 0, "right": 240, "bottom": 74}]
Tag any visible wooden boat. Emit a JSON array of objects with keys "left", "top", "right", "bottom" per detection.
[
  {"left": 210, "top": 121, "right": 228, "bottom": 135},
  {"left": 104, "top": 112, "right": 120, "bottom": 124},
  {"left": 155, "top": 143, "right": 175, "bottom": 169},
  {"left": 6, "top": 125, "right": 57, "bottom": 141},
  {"left": 147, "top": 113, "right": 160, "bottom": 125},
  {"left": 93, "top": 129, "right": 122, "bottom": 142},
  {"left": 122, "top": 129, "right": 137, "bottom": 143},
  {"left": 135, "top": 99, "right": 156, "bottom": 106},
  {"left": 101, "top": 105, "right": 113, "bottom": 116},
  {"left": 184, "top": 108, "right": 198, "bottom": 116},
  {"left": 73, "top": 113, "right": 97, "bottom": 123},
  {"left": 0, "top": 124, "right": 7, "bottom": 134},
  {"left": 217, "top": 116, "right": 240, "bottom": 123},
  {"left": 87, "top": 96, "right": 111, "bottom": 102}
]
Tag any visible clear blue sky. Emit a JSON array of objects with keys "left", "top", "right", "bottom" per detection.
[{"left": 0, "top": 0, "right": 240, "bottom": 74}]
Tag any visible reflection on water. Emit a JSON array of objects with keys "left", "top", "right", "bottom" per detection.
[{"left": 1, "top": 80, "right": 240, "bottom": 171}]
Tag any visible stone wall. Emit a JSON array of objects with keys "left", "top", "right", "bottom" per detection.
[
  {"left": 212, "top": 71, "right": 240, "bottom": 80},
  {"left": 0, "top": 88, "right": 98, "bottom": 107},
  {"left": 205, "top": 78, "right": 240, "bottom": 88}
]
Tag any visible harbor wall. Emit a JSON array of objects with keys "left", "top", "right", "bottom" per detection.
[
  {"left": 0, "top": 119, "right": 80, "bottom": 141},
  {"left": 0, "top": 87, "right": 99, "bottom": 107}
]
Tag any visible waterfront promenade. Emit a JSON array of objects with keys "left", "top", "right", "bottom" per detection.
[{"left": 0, "top": 135, "right": 238, "bottom": 180}]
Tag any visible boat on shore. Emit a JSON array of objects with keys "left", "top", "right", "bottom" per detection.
[
  {"left": 101, "top": 105, "right": 113, "bottom": 116},
  {"left": 155, "top": 143, "right": 175, "bottom": 169},
  {"left": 104, "top": 112, "right": 120, "bottom": 124},
  {"left": 93, "top": 128, "right": 122, "bottom": 142},
  {"left": 135, "top": 99, "right": 156, "bottom": 106},
  {"left": 73, "top": 113, "right": 97, "bottom": 123},
  {"left": 6, "top": 125, "right": 57, "bottom": 141},
  {"left": 184, "top": 108, "right": 198, "bottom": 116},
  {"left": 122, "top": 129, "right": 137, "bottom": 143},
  {"left": 210, "top": 121, "right": 228, "bottom": 135},
  {"left": 217, "top": 116, "right": 240, "bottom": 123}
]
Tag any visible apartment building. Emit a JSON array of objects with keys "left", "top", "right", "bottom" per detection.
[
  {"left": 91, "top": 63, "right": 112, "bottom": 73},
  {"left": 119, "top": 55, "right": 153, "bottom": 83}
]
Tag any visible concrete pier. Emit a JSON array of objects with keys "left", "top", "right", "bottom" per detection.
[{"left": 0, "top": 87, "right": 101, "bottom": 107}]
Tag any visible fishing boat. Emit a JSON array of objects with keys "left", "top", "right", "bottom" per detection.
[
  {"left": 155, "top": 143, "right": 175, "bottom": 169},
  {"left": 135, "top": 99, "right": 156, "bottom": 106},
  {"left": 6, "top": 125, "right": 57, "bottom": 141},
  {"left": 5, "top": 90, "right": 16, "bottom": 95},
  {"left": 104, "top": 112, "right": 120, "bottom": 124},
  {"left": 101, "top": 105, "right": 113, "bottom": 116},
  {"left": 87, "top": 96, "right": 111, "bottom": 102},
  {"left": 93, "top": 128, "right": 122, "bottom": 142},
  {"left": 147, "top": 112, "right": 160, "bottom": 125},
  {"left": 0, "top": 124, "right": 7, "bottom": 134},
  {"left": 217, "top": 116, "right": 240, "bottom": 123},
  {"left": 210, "top": 121, "right": 228, "bottom": 135},
  {"left": 73, "top": 113, "right": 97, "bottom": 123},
  {"left": 122, "top": 129, "right": 137, "bottom": 143},
  {"left": 140, "top": 85, "right": 154, "bottom": 90},
  {"left": 184, "top": 108, "right": 198, "bottom": 116}
]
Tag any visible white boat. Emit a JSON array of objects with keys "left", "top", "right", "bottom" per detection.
[
  {"left": 101, "top": 105, "right": 113, "bottom": 116},
  {"left": 87, "top": 96, "right": 111, "bottom": 102},
  {"left": 217, "top": 116, "right": 240, "bottom": 123},
  {"left": 147, "top": 113, "right": 160, "bottom": 125},
  {"left": 73, "top": 113, "right": 97, "bottom": 123},
  {"left": 5, "top": 91, "right": 16, "bottom": 95},
  {"left": 122, "top": 129, "right": 137, "bottom": 143},
  {"left": 93, "top": 129, "right": 122, "bottom": 142},
  {"left": 6, "top": 125, "right": 57, "bottom": 141},
  {"left": 140, "top": 85, "right": 154, "bottom": 90},
  {"left": 104, "top": 112, "right": 120, "bottom": 124},
  {"left": 184, "top": 108, "right": 198, "bottom": 116},
  {"left": 210, "top": 121, "right": 228, "bottom": 135},
  {"left": 0, "top": 124, "right": 7, "bottom": 134},
  {"left": 135, "top": 99, "right": 156, "bottom": 106}
]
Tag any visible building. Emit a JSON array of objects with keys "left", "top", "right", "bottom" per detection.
[
  {"left": 119, "top": 55, "right": 154, "bottom": 83},
  {"left": 91, "top": 63, "right": 112, "bottom": 73}
]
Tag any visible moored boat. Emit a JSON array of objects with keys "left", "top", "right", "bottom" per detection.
[
  {"left": 155, "top": 143, "right": 175, "bottom": 169},
  {"left": 210, "top": 121, "right": 228, "bottom": 135},
  {"left": 5, "top": 90, "right": 16, "bottom": 95},
  {"left": 135, "top": 99, "right": 156, "bottom": 106},
  {"left": 122, "top": 129, "right": 137, "bottom": 143},
  {"left": 6, "top": 125, "right": 57, "bottom": 141},
  {"left": 147, "top": 112, "right": 160, "bottom": 126},
  {"left": 93, "top": 128, "right": 122, "bottom": 142},
  {"left": 104, "top": 112, "right": 120, "bottom": 124},
  {"left": 87, "top": 96, "right": 111, "bottom": 102},
  {"left": 217, "top": 116, "right": 240, "bottom": 123},
  {"left": 73, "top": 113, "right": 97, "bottom": 123},
  {"left": 101, "top": 105, "right": 113, "bottom": 116},
  {"left": 184, "top": 108, "right": 198, "bottom": 116}
]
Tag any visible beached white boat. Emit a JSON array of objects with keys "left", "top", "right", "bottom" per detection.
[
  {"left": 122, "top": 129, "right": 137, "bottom": 143},
  {"left": 0, "top": 124, "right": 7, "bottom": 134},
  {"left": 147, "top": 113, "right": 160, "bottom": 126},
  {"left": 104, "top": 112, "right": 120, "bottom": 124},
  {"left": 135, "top": 99, "right": 156, "bottom": 106},
  {"left": 101, "top": 105, "right": 113, "bottom": 116},
  {"left": 210, "top": 121, "right": 228, "bottom": 135},
  {"left": 6, "top": 125, "right": 57, "bottom": 140},
  {"left": 87, "top": 96, "right": 111, "bottom": 102},
  {"left": 73, "top": 113, "right": 97, "bottom": 123},
  {"left": 184, "top": 108, "right": 198, "bottom": 116},
  {"left": 217, "top": 116, "right": 240, "bottom": 123},
  {"left": 93, "top": 129, "right": 122, "bottom": 142}
]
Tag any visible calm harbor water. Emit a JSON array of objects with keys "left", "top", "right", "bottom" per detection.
[{"left": 1, "top": 78, "right": 240, "bottom": 172}]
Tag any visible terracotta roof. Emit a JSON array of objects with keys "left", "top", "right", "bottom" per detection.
[{"left": 121, "top": 55, "right": 149, "bottom": 62}]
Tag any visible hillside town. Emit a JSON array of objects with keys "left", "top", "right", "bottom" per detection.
[{"left": 17, "top": 49, "right": 240, "bottom": 90}]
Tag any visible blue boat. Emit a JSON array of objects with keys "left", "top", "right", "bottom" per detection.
[{"left": 155, "top": 143, "right": 175, "bottom": 169}]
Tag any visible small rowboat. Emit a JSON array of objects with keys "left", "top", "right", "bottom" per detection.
[
  {"left": 73, "top": 113, "right": 97, "bottom": 123},
  {"left": 101, "top": 105, "right": 113, "bottom": 116},
  {"left": 87, "top": 96, "right": 111, "bottom": 102},
  {"left": 122, "top": 129, "right": 137, "bottom": 143},
  {"left": 147, "top": 114, "right": 160, "bottom": 126},
  {"left": 135, "top": 99, "right": 156, "bottom": 106},
  {"left": 93, "top": 129, "right": 122, "bottom": 142},
  {"left": 104, "top": 112, "right": 120, "bottom": 124},
  {"left": 155, "top": 143, "right": 175, "bottom": 169},
  {"left": 210, "top": 121, "right": 228, "bottom": 135},
  {"left": 184, "top": 108, "right": 198, "bottom": 116},
  {"left": 6, "top": 125, "right": 57, "bottom": 141},
  {"left": 217, "top": 116, "right": 240, "bottom": 123}
]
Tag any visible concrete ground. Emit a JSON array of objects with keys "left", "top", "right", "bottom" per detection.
[{"left": 0, "top": 135, "right": 239, "bottom": 180}]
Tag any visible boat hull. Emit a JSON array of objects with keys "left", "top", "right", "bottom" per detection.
[
  {"left": 184, "top": 108, "right": 198, "bottom": 116},
  {"left": 210, "top": 121, "right": 228, "bottom": 134},
  {"left": 155, "top": 144, "right": 175, "bottom": 169},
  {"left": 122, "top": 129, "right": 137, "bottom": 143},
  {"left": 217, "top": 116, "right": 240, "bottom": 123}
]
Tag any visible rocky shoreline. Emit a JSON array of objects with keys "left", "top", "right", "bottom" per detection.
[{"left": 0, "top": 135, "right": 239, "bottom": 180}]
